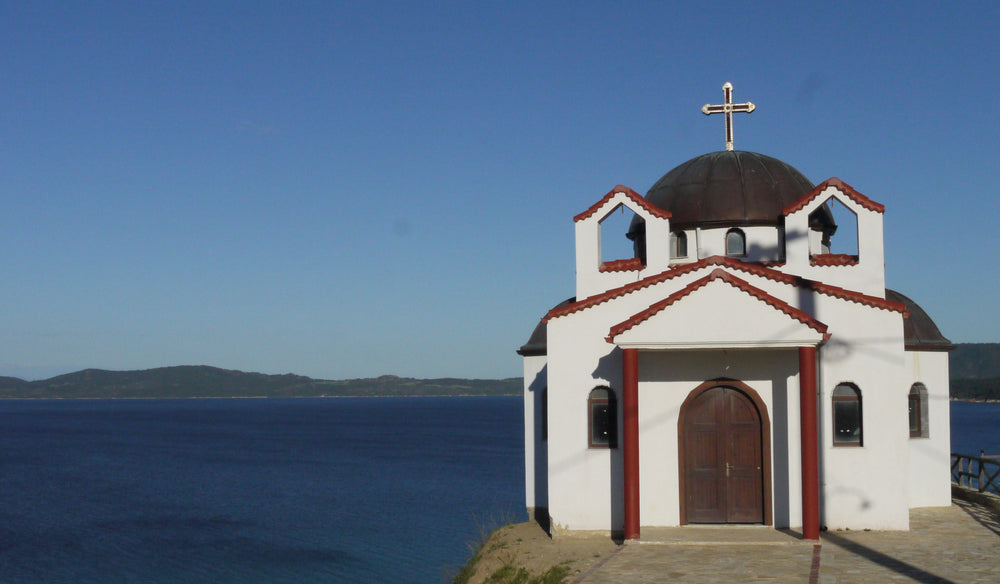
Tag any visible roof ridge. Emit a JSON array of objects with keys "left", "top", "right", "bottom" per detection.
[{"left": 544, "top": 257, "right": 723, "bottom": 322}]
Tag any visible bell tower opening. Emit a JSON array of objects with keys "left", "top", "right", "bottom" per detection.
[
  {"left": 600, "top": 204, "right": 645, "bottom": 267},
  {"left": 825, "top": 198, "right": 858, "bottom": 256},
  {"left": 808, "top": 198, "right": 858, "bottom": 260}
]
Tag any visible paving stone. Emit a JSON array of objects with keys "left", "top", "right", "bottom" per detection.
[{"left": 573, "top": 500, "right": 1000, "bottom": 584}]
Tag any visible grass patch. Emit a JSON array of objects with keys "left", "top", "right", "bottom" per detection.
[
  {"left": 483, "top": 564, "right": 570, "bottom": 584},
  {"left": 450, "top": 527, "right": 494, "bottom": 584},
  {"left": 450, "top": 527, "right": 570, "bottom": 584},
  {"left": 450, "top": 547, "right": 484, "bottom": 584}
]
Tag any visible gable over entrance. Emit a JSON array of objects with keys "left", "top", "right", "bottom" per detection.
[{"left": 607, "top": 269, "right": 829, "bottom": 349}]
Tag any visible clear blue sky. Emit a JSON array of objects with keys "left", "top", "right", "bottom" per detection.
[{"left": 2, "top": 1, "right": 997, "bottom": 381}]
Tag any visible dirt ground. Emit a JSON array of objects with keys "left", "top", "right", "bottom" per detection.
[{"left": 461, "top": 520, "right": 620, "bottom": 584}]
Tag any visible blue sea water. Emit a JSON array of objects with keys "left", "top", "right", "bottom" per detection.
[
  {"left": 0, "top": 397, "right": 996, "bottom": 584},
  {"left": 0, "top": 397, "right": 525, "bottom": 584},
  {"left": 949, "top": 401, "right": 1000, "bottom": 457}
]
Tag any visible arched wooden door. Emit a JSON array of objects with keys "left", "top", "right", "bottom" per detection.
[{"left": 680, "top": 384, "right": 765, "bottom": 524}]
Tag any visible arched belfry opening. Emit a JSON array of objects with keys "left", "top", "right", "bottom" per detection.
[
  {"left": 599, "top": 204, "right": 644, "bottom": 266},
  {"left": 626, "top": 216, "right": 647, "bottom": 265},
  {"left": 825, "top": 198, "right": 858, "bottom": 257},
  {"left": 808, "top": 198, "right": 858, "bottom": 258}
]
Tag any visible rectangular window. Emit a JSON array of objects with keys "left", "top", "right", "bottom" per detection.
[
  {"left": 671, "top": 232, "right": 688, "bottom": 258},
  {"left": 833, "top": 400, "right": 861, "bottom": 445},
  {"left": 908, "top": 393, "right": 921, "bottom": 438},
  {"left": 588, "top": 388, "right": 617, "bottom": 449},
  {"left": 909, "top": 384, "right": 929, "bottom": 438},
  {"left": 591, "top": 402, "right": 612, "bottom": 446},
  {"left": 833, "top": 384, "right": 862, "bottom": 447},
  {"left": 726, "top": 229, "right": 746, "bottom": 256}
]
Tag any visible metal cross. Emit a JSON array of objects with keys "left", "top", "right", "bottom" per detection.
[{"left": 701, "top": 82, "right": 755, "bottom": 151}]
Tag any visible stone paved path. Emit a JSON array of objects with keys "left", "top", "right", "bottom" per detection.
[{"left": 573, "top": 499, "right": 1000, "bottom": 583}]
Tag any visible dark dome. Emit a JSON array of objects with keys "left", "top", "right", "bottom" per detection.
[
  {"left": 517, "top": 298, "right": 574, "bottom": 356},
  {"left": 885, "top": 289, "right": 954, "bottom": 351},
  {"left": 639, "top": 151, "right": 815, "bottom": 230}
]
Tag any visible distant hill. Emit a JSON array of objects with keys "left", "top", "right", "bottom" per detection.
[
  {"left": 950, "top": 343, "right": 1000, "bottom": 380},
  {"left": 950, "top": 343, "right": 1000, "bottom": 400},
  {"left": 1, "top": 342, "right": 997, "bottom": 400},
  {"left": 0, "top": 366, "right": 521, "bottom": 399},
  {"left": 950, "top": 378, "right": 1000, "bottom": 401}
]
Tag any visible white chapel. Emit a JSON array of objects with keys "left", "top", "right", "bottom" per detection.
[{"left": 517, "top": 84, "right": 953, "bottom": 540}]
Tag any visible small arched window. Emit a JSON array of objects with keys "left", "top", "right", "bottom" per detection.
[
  {"left": 726, "top": 228, "right": 746, "bottom": 256},
  {"left": 909, "top": 383, "right": 929, "bottom": 438},
  {"left": 588, "top": 387, "right": 618, "bottom": 449},
  {"left": 833, "top": 383, "right": 862, "bottom": 447},
  {"left": 670, "top": 231, "right": 688, "bottom": 258}
]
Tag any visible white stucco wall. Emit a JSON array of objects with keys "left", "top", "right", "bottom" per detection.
[
  {"left": 694, "top": 226, "right": 784, "bottom": 263},
  {"left": 523, "top": 354, "right": 548, "bottom": 514},
  {"left": 545, "top": 312, "right": 625, "bottom": 533},
  {"left": 904, "top": 350, "right": 952, "bottom": 508},
  {"left": 815, "top": 301, "right": 910, "bottom": 530}
]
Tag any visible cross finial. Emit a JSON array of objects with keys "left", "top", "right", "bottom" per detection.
[{"left": 701, "top": 82, "right": 755, "bottom": 151}]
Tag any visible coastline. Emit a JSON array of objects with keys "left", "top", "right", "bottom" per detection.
[
  {"left": 0, "top": 367, "right": 522, "bottom": 400},
  {"left": 0, "top": 393, "right": 520, "bottom": 401},
  {"left": 3, "top": 394, "right": 992, "bottom": 402},
  {"left": 452, "top": 520, "right": 618, "bottom": 584}
]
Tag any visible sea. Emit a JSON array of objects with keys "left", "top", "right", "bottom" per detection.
[
  {"left": 0, "top": 396, "right": 996, "bottom": 584},
  {"left": 0, "top": 397, "right": 525, "bottom": 584}
]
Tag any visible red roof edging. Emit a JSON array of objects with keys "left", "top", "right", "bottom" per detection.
[
  {"left": 599, "top": 258, "right": 644, "bottom": 272},
  {"left": 810, "top": 254, "right": 860, "bottom": 266},
  {"left": 605, "top": 268, "right": 830, "bottom": 343},
  {"left": 544, "top": 256, "right": 907, "bottom": 322},
  {"left": 782, "top": 177, "right": 885, "bottom": 216},
  {"left": 573, "top": 185, "right": 672, "bottom": 223}
]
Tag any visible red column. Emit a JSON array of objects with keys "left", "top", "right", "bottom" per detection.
[
  {"left": 622, "top": 348, "right": 640, "bottom": 540},
  {"left": 799, "top": 346, "right": 820, "bottom": 540}
]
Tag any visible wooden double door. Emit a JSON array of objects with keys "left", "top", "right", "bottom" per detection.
[{"left": 681, "top": 385, "right": 765, "bottom": 524}]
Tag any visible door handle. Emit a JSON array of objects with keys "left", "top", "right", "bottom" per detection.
[{"left": 725, "top": 462, "right": 733, "bottom": 477}]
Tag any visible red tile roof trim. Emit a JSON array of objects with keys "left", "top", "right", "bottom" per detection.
[
  {"left": 599, "top": 258, "right": 643, "bottom": 272},
  {"left": 544, "top": 256, "right": 907, "bottom": 322},
  {"left": 573, "top": 185, "right": 672, "bottom": 223},
  {"left": 605, "top": 269, "right": 830, "bottom": 343},
  {"left": 782, "top": 177, "right": 885, "bottom": 215},
  {"left": 544, "top": 258, "right": 717, "bottom": 322},
  {"left": 810, "top": 254, "right": 860, "bottom": 266}
]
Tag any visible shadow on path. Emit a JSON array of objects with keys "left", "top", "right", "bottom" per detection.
[
  {"left": 953, "top": 497, "right": 1000, "bottom": 537},
  {"left": 820, "top": 532, "right": 955, "bottom": 584}
]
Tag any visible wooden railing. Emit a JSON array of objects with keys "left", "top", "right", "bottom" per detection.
[{"left": 952, "top": 452, "right": 1000, "bottom": 495}]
